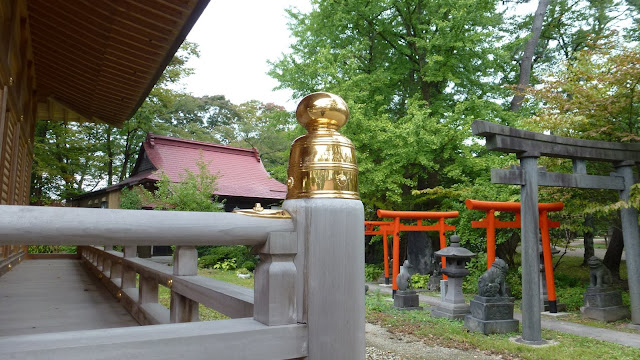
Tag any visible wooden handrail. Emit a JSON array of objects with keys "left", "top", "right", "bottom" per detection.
[{"left": 0, "top": 205, "right": 294, "bottom": 245}]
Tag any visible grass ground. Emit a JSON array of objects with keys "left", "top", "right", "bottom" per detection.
[
  {"left": 154, "top": 258, "right": 637, "bottom": 357},
  {"left": 365, "top": 291, "right": 640, "bottom": 360}
]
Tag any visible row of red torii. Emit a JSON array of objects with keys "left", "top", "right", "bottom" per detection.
[{"left": 364, "top": 199, "right": 564, "bottom": 312}]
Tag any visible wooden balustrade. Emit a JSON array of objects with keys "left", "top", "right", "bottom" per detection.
[
  {"left": 0, "top": 242, "right": 25, "bottom": 277},
  {"left": 79, "top": 246, "right": 255, "bottom": 326},
  {"left": 0, "top": 199, "right": 365, "bottom": 359}
]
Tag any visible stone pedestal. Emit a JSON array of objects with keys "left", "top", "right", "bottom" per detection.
[
  {"left": 431, "top": 277, "right": 468, "bottom": 320},
  {"left": 581, "top": 287, "right": 630, "bottom": 322},
  {"left": 393, "top": 290, "right": 422, "bottom": 310},
  {"left": 464, "top": 296, "right": 519, "bottom": 334}
]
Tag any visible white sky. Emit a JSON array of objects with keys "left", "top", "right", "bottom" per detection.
[{"left": 184, "top": 1, "right": 312, "bottom": 110}]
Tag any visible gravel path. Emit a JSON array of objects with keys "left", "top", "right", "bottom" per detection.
[{"left": 365, "top": 323, "right": 501, "bottom": 360}]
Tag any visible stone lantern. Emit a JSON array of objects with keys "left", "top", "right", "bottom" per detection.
[{"left": 431, "top": 235, "right": 475, "bottom": 320}]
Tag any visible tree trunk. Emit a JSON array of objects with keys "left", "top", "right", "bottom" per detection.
[
  {"left": 510, "top": 0, "right": 551, "bottom": 111},
  {"left": 582, "top": 215, "right": 595, "bottom": 266},
  {"left": 603, "top": 221, "right": 624, "bottom": 280},
  {"left": 119, "top": 130, "right": 132, "bottom": 182},
  {"left": 106, "top": 129, "right": 113, "bottom": 186}
]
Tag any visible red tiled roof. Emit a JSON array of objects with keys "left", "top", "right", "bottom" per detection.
[{"left": 127, "top": 133, "right": 287, "bottom": 199}]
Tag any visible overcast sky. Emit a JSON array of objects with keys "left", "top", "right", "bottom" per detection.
[{"left": 184, "top": 1, "right": 312, "bottom": 110}]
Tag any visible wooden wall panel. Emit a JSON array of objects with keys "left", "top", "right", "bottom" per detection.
[
  {"left": 0, "top": 86, "right": 7, "bottom": 203},
  {"left": 0, "top": 0, "right": 36, "bottom": 206}
]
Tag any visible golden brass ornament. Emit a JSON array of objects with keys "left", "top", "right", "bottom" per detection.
[
  {"left": 167, "top": 279, "right": 173, "bottom": 288},
  {"left": 287, "top": 92, "right": 359, "bottom": 200},
  {"left": 233, "top": 203, "right": 292, "bottom": 219}
]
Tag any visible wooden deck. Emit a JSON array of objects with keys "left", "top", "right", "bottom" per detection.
[{"left": 0, "top": 259, "right": 139, "bottom": 337}]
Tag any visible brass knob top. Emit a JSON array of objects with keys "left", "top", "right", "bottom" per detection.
[{"left": 296, "top": 92, "right": 349, "bottom": 131}]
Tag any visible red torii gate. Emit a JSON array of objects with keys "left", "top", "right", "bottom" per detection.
[
  {"left": 465, "top": 199, "right": 564, "bottom": 313},
  {"left": 365, "top": 210, "right": 458, "bottom": 292}
]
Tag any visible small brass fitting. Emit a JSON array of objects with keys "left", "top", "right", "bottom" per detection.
[
  {"left": 167, "top": 279, "right": 173, "bottom": 288},
  {"left": 233, "top": 203, "right": 292, "bottom": 219}
]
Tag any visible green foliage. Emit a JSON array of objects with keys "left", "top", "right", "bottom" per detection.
[
  {"left": 241, "top": 261, "right": 256, "bottom": 272},
  {"left": 505, "top": 266, "right": 522, "bottom": 300},
  {"left": 463, "top": 252, "right": 488, "bottom": 294},
  {"left": 213, "top": 258, "right": 237, "bottom": 271},
  {"left": 364, "top": 263, "right": 384, "bottom": 282},
  {"left": 558, "top": 286, "right": 587, "bottom": 312},
  {"left": 28, "top": 245, "right": 77, "bottom": 254},
  {"left": 410, "top": 274, "right": 430, "bottom": 289},
  {"left": 236, "top": 267, "right": 250, "bottom": 275},
  {"left": 120, "top": 157, "right": 224, "bottom": 212},
  {"left": 30, "top": 121, "right": 110, "bottom": 204},
  {"left": 198, "top": 245, "right": 256, "bottom": 270},
  {"left": 119, "top": 187, "right": 142, "bottom": 210},
  {"left": 366, "top": 290, "right": 391, "bottom": 313}
]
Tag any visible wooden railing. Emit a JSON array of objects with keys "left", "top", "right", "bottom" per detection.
[
  {"left": 0, "top": 244, "right": 25, "bottom": 277},
  {"left": 0, "top": 200, "right": 365, "bottom": 359}
]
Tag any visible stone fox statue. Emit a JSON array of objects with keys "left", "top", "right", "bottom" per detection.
[
  {"left": 478, "top": 258, "right": 509, "bottom": 297},
  {"left": 588, "top": 256, "right": 613, "bottom": 288}
]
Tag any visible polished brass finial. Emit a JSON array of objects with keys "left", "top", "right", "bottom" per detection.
[{"left": 286, "top": 92, "right": 359, "bottom": 200}]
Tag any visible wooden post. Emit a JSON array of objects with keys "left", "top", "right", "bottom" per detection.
[
  {"left": 103, "top": 258, "right": 112, "bottom": 278},
  {"left": 438, "top": 218, "right": 448, "bottom": 280},
  {"left": 97, "top": 252, "right": 104, "bottom": 271},
  {"left": 110, "top": 258, "right": 123, "bottom": 288},
  {"left": 122, "top": 246, "right": 137, "bottom": 289},
  {"left": 486, "top": 209, "right": 496, "bottom": 269},
  {"left": 382, "top": 228, "right": 389, "bottom": 285},
  {"left": 139, "top": 275, "right": 158, "bottom": 304},
  {"left": 284, "top": 198, "right": 365, "bottom": 359},
  {"left": 254, "top": 232, "right": 297, "bottom": 325},
  {"left": 539, "top": 211, "right": 558, "bottom": 313},
  {"left": 392, "top": 216, "right": 400, "bottom": 294},
  {"left": 170, "top": 246, "right": 198, "bottom": 322}
]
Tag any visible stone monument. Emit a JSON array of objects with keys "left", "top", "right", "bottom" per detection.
[
  {"left": 407, "top": 231, "right": 436, "bottom": 276},
  {"left": 431, "top": 235, "right": 475, "bottom": 320},
  {"left": 393, "top": 260, "right": 423, "bottom": 310},
  {"left": 465, "top": 258, "right": 519, "bottom": 334},
  {"left": 581, "top": 256, "right": 630, "bottom": 322}
]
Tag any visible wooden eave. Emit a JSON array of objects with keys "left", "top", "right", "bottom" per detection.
[{"left": 28, "top": 0, "right": 210, "bottom": 127}]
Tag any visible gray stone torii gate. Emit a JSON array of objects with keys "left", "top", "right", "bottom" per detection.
[{"left": 472, "top": 120, "right": 640, "bottom": 344}]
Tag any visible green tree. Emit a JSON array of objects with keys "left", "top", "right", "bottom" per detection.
[
  {"left": 523, "top": 39, "right": 640, "bottom": 275},
  {"left": 270, "top": 0, "right": 516, "bottom": 212},
  {"left": 31, "top": 121, "right": 109, "bottom": 204},
  {"left": 219, "top": 101, "right": 302, "bottom": 182},
  {"left": 120, "top": 157, "right": 223, "bottom": 212}
]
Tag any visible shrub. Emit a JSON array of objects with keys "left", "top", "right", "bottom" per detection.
[
  {"left": 198, "top": 245, "right": 256, "bottom": 269},
  {"left": 28, "top": 245, "right": 77, "bottom": 254},
  {"left": 365, "top": 264, "right": 384, "bottom": 282},
  {"left": 463, "top": 252, "right": 487, "bottom": 294},
  {"left": 557, "top": 285, "right": 587, "bottom": 311},
  {"left": 411, "top": 274, "right": 430, "bottom": 289},
  {"left": 241, "top": 261, "right": 256, "bottom": 272},
  {"left": 236, "top": 267, "right": 250, "bottom": 275},
  {"left": 505, "top": 266, "right": 522, "bottom": 299},
  {"left": 213, "top": 258, "right": 237, "bottom": 271}
]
